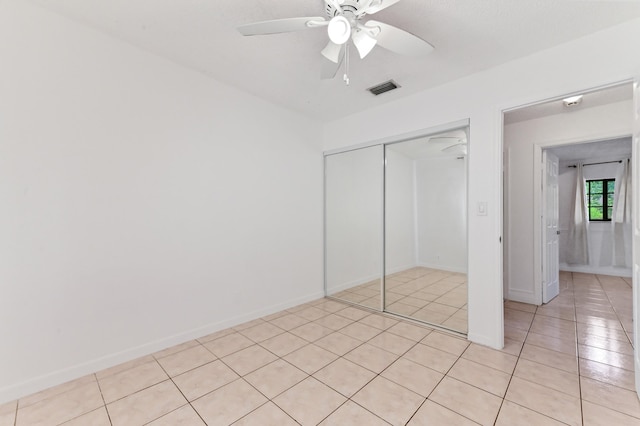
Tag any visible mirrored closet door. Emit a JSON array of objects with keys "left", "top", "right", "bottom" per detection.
[
  {"left": 325, "top": 145, "right": 383, "bottom": 309},
  {"left": 324, "top": 125, "right": 469, "bottom": 334},
  {"left": 384, "top": 129, "right": 468, "bottom": 334}
]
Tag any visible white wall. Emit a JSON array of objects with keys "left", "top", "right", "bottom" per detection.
[
  {"left": 504, "top": 102, "right": 632, "bottom": 303},
  {"left": 415, "top": 157, "right": 467, "bottom": 273},
  {"left": 558, "top": 161, "right": 632, "bottom": 276},
  {"left": 385, "top": 149, "right": 417, "bottom": 274},
  {"left": 323, "top": 17, "right": 640, "bottom": 348},
  {"left": 325, "top": 146, "right": 383, "bottom": 292},
  {"left": 0, "top": 1, "right": 323, "bottom": 403}
]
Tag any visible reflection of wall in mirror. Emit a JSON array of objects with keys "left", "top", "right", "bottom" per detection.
[
  {"left": 415, "top": 156, "right": 468, "bottom": 273},
  {"left": 325, "top": 147, "right": 383, "bottom": 294}
]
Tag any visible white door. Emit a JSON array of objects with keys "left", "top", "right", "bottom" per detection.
[
  {"left": 632, "top": 78, "right": 640, "bottom": 396},
  {"left": 542, "top": 150, "right": 560, "bottom": 303}
]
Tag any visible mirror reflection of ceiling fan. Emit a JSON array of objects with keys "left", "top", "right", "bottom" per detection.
[
  {"left": 237, "top": 0, "right": 434, "bottom": 81},
  {"left": 429, "top": 134, "right": 468, "bottom": 155}
]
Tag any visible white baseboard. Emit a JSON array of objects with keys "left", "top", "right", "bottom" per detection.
[
  {"left": 0, "top": 290, "right": 324, "bottom": 405},
  {"left": 559, "top": 263, "right": 632, "bottom": 278},
  {"left": 506, "top": 288, "right": 539, "bottom": 305},
  {"left": 417, "top": 262, "right": 467, "bottom": 274}
]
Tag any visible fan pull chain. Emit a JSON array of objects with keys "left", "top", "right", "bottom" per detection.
[{"left": 343, "top": 43, "right": 350, "bottom": 86}]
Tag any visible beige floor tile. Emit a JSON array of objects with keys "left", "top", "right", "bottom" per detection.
[
  {"left": 513, "top": 358, "right": 579, "bottom": 397},
  {"left": 344, "top": 343, "right": 399, "bottom": 373},
  {"left": 582, "top": 400, "right": 640, "bottom": 426},
  {"left": 398, "top": 296, "right": 430, "bottom": 308},
  {"left": 192, "top": 379, "right": 267, "bottom": 425},
  {"left": 233, "top": 402, "right": 298, "bottom": 426},
  {"left": 258, "top": 331, "right": 308, "bottom": 357},
  {"left": 529, "top": 322, "right": 577, "bottom": 341},
  {"left": 368, "top": 331, "right": 415, "bottom": 355},
  {"left": 283, "top": 343, "right": 339, "bottom": 374},
  {"left": 404, "top": 342, "right": 458, "bottom": 374},
  {"left": 268, "top": 313, "right": 309, "bottom": 331},
  {"left": 339, "top": 321, "right": 383, "bottom": 341},
  {"left": 504, "top": 308, "right": 535, "bottom": 331},
  {"left": 222, "top": 344, "right": 278, "bottom": 376},
  {"left": 295, "top": 306, "right": 328, "bottom": 322},
  {"left": 429, "top": 377, "right": 501, "bottom": 426},
  {"left": 152, "top": 340, "right": 200, "bottom": 359},
  {"left": 579, "top": 358, "right": 635, "bottom": 391},
  {"left": 441, "top": 316, "right": 468, "bottom": 332},
  {"left": 239, "top": 322, "right": 285, "bottom": 343},
  {"left": 319, "top": 400, "right": 390, "bottom": 426},
  {"left": 411, "top": 308, "right": 449, "bottom": 324},
  {"left": 581, "top": 377, "right": 640, "bottom": 419},
  {"left": 422, "top": 331, "right": 469, "bottom": 356},
  {"left": 519, "top": 343, "right": 577, "bottom": 374},
  {"left": 244, "top": 359, "right": 307, "bottom": 399},
  {"left": 98, "top": 360, "right": 168, "bottom": 403},
  {"left": 316, "top": 299, "right": 351, "bottom": 313},
  {"left": 504, "top": 325, "right": 528, "bottom": 342},
  {"left": 273, "top": 377, "right": 346, "bottom": 425},
  {"left": 156, "top": 345, "right": 216, "bottom": 377},
  {"left": 578, "top": 344, "right": 634, "bottom": 370},
  {"left": 313, "top": 358, "right": 376, "bottom": 397},
  {"left": 579, "top": 333, "right": 634, "bottom": 355},
  {"left": 505, "top": 377, "right": 581, "bottom": 426},
  {"left": 495, "top": 400, "right": 566, "bottom": 426},
  {"left": 461, "top": 344, "right": 517, "bottom": 374},
  {"left": 359, "top": 314, "right": 399, "bottom": 330},
  {"left": 106, "top": 380, "right": 186, "bottom": 426},
  {"left": 524, "top": 331, "right": 577, "bottom": 356},
  {"left": 315, "top": 332, "right": 363, "bottom": 356},
  {"left": 501, "top": 338, "right": 524, "bottom": 356},
  {"left": 203, "top": 332, "right": 254, "bottom": 358},
  {"left": 335, "top": 306, "right": 371, "bottom": 321},
  {"left": 386, "top": 301, "right": 421, "bottom": 316},
  {"left": 448, "top": 358, "right": 511, "bottom": 397},
  {"left": 314, "top": 313, "right": 354, "bottom": 331},
  {"left": 233, "top": 318, "right": 265, "bottom": 331},
  {"left": 196, "top": 327, "right": 234, "bottom": 344},
  {"left": 0, "top": 402, "right": 16, "bottom": 426},
  {"left": 381, "top": 358, "right": 443, "bottom": 397},
  {"left": 577, "top": 324, "right": 629, "bottom": 343},
  {"left": 352, "top": 376, "right": 425, "bottom": 426},
  {"left": 386, "top": 322, "right": 432, "bottom": 341},
  {"left": 59, "top": 406, "right": 111, "bottom": 426},
  {"left": 504, "top": 300, "right": 537, "bottom": 313},
  {"left": 172, "top": 359, "right": 239, "bottom": 401},
  {"left": 18, "top": 375, "right": 96, "bottom": 409},
  {"left": 408, "top": 400, "right": 478, "bottom": 426},
  {"left": 147, "top": 405, "right": 205, "bottom": 425},
  {"left": 289, "top": 322, "right": 334, "bottom": 342}
]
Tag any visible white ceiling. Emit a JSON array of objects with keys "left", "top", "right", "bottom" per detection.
[
  {"left": 549, "top": 137, "right": 632, "bottom": 163},
  {"left": 27, "top": 0, "right": 640, "bottom": 122},
  {"left": 504, "top": 82, "right": 633, "bottom": 125}
]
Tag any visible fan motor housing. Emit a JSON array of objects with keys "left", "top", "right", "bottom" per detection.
[{"left": 326, "top": 0, "right": 363, "bottom": 17}]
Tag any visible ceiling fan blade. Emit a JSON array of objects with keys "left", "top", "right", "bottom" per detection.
[
  {"left": 365, "top": 0, "right": 401, "bottom": 14},
  {"left": 352, "top": 27, "right": 377, "bottom": 59},
  {"left": 364, "top": 20, "right": 434, "bottom": 56},
  {"left": 321, "top": 41, "right": 344, "bottom": 64},
  {"left": 237, "top": 17, "right": 327, "bottom": 36},
  {"left": 321, "top": 53, "right": 344, "bottom": 79}
]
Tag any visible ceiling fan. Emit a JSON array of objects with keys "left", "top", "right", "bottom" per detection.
[{"left": 237, "top": 0, "right": 434, "bottom": 80}]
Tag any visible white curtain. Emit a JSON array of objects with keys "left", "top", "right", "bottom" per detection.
[
  {"left": 612, "top": 159, "right": 631, "bottom": 267},
  {"left": 567, "top": 164, "right": 589, "bottom": 264}
]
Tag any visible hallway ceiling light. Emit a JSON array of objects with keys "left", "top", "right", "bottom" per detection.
[{"left": 562, "top": 95, "right": 583, "bottom": 107}]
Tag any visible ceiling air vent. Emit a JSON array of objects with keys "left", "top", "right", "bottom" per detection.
[{"left": 367, "top": 80, "right": 400, "bottom": 96}]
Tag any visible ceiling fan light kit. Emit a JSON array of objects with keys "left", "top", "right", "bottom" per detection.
[{"left": 237, "top": 0, "right": 434, "bottom": 84}]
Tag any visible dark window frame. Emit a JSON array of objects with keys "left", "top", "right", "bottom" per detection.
[{"left": 585, "top": 178, "right": 615, "bottom": 222}]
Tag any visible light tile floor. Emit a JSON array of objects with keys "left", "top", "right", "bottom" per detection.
[
  {"left": 331, "top": 267, "right": 468, "bottom": 333},
  {"left": 1, "top": 272, "right": 636, "bottom": 425}
]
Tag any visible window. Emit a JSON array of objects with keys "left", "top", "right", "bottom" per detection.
[{"left": 585, "top": 179, "right": 615, "bottom": 221}]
